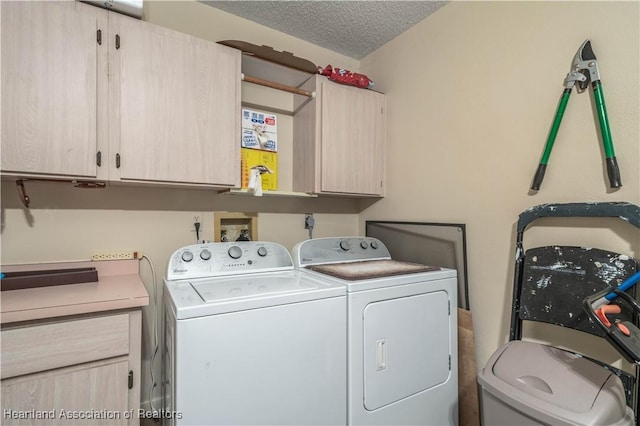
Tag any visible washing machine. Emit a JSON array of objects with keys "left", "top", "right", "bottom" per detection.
[
  {"left": 293, "top": 237, "right": 458, "bottom": 426},
  {"left": 163, "top": 241, "right": 347, "bottom": 426}
]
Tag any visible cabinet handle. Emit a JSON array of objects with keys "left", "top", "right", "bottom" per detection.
[
  {"left": 115, "top": 34, "right": 120, "bottom": 50},
  {"left": 96, "top": 151, "right": 102, "bottom": 167},
  {"left": 128, "top": 370, "right": 133, "bottom": 389},
  {"left": 97, "top": 29, "right": 102, "bottom": 46},
  {"left": 116, "top": 153, "right": 121, "bottom": 169}
]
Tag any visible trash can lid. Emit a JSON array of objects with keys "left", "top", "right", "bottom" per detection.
[{"left": 478, "top": 341, "right": 632, "bottom": 426}]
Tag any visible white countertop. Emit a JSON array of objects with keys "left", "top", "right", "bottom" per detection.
[{"left": 1, "top": 259, "right": 149, "bottom": 324}]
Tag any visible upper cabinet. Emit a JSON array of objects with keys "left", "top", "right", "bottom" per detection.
[
  {"left": 108, "top": 13, "right": 241, "bottom": 187},
  {"left": 0, "top": 1, "right": 108, "bottom": 179},
  {"left": 2, "top": 2, "right": 383, "bottom": 198},
  {"left": 293, "top": 75, "right": 386, "bottom": 197},
  {"left": 1, "top": 1, "right": 241, "bottom": 188}
]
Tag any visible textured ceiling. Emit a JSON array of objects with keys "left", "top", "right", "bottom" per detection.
[{"left": 201, "top": 1, "right": 448, "bottom": 60}]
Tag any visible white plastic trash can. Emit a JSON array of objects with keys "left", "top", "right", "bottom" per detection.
[{"left": 478, "top": 340, "right": 634, "bottom": 426}]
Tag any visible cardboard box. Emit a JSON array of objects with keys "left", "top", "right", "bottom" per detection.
[
  {"left": 241, "top": 148, "right": 278, "bottom": 191},
  {"left": 241, "top": 108, "right": 278, "bottom": 152},
  {"left": 242, "top": 108, "right": 277, "bottom": 133},
  {"left": 242, "top": 128, "right": 277, "bottom": 152}
]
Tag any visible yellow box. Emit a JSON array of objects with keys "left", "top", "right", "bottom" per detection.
[{"left": 241, "top": 148, "right": 278, "bottom": 191}]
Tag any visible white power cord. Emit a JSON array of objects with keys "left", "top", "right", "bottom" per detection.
[{"left": 140, "top": 254, "right": 159, "bottom": 412}]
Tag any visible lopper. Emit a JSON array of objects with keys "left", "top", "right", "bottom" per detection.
[{"left": 531, "top": 39, "right": 621, "bottom": 190}]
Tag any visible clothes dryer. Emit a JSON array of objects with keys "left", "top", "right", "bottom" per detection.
[
  {"left": 163, "top": 241, "right": 346, "bottom": 426},
  {"left": 293, "top": 237, "right": 458, "bottom": 426}
]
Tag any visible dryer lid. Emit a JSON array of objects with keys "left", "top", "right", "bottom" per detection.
[{"left": 307, "top": 259, "right": 440, "bottom": 281}]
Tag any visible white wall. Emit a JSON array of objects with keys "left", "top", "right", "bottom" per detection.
[{"left": 359, "top": 1, "right": 640, "bottom": 369}]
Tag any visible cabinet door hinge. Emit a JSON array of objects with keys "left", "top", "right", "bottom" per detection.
[
  {"left": 116, "top": 153, "right": 121, "bottom": 169},
  {"left": 128, "top": 370, "right": 133, "bottom": 389},
  {"left": 115, "top": 34, "right": 121, "bottom": 50},
  {"left": 97, "top": 29, "right": 102, "bottom": 45},
  {"left": 96, "top": 151, "right": 102, "bottom": 167}
]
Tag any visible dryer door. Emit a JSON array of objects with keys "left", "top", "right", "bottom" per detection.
[{"left": 363, "top": 291, "right": 451, "bottom": 411}]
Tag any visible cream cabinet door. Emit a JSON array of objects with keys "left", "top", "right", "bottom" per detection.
[
  {"left": 320, "top": 81, "right": 385, "bottom": 196},
  {"left": 1, "top": 358, "right": 129, "bottom": 426},
  {"left": 0, "top": 1, "right": 108, "bottom": 178},
  {"left": 108, "top": 13, "right": 241, "bottom": 187}
]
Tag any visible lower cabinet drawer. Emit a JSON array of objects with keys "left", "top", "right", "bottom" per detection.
[
  {"left": 1, "top": 314, "right": 130, "bottom": 379},
  {"left": 1, "top": 358, "right": 130, "bottom": 426}
]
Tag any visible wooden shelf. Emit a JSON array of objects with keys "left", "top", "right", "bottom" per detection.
[{"left": 220, "top": 188, "right": 318, "bottom": 198}]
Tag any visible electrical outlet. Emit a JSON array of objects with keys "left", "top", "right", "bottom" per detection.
[
  {"left": 92, "top": 251, "right": 139, "bottom": 261},
  {"left": 190, "top": 213, "right": 205, "bottom": 242},
  {"left": 190, "top": 213, "right": 203, "bottom": 231},
  {"left": 304, "top": 213, "right": 315, "bottom": 229}
]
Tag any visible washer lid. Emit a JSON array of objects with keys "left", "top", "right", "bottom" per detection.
[{"left": 165, "top": 270, "right": 345, "bottom": 319}]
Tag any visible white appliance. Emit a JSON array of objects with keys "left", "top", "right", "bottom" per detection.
[
  {"left": 293, "top": 237, "right": 458, "bottom": 426},
  {"left": 163, "top": 241, "right": 347, "bottom": 426}
]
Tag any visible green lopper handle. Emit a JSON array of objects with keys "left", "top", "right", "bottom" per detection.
[
  {"left": 592, "top": 81, "right": 622, "bottom": 188},
  {"left": 531, "top": 89, "right": 572, "bottom": 190}
]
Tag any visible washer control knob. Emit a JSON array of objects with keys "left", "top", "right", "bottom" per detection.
[
  {"left": 370, "top": 240, "right": 379, "bottom": 249},
  {"left": 339, "top": 240, "right": 351, "bottom": 251},
  {"left": 257, "top": 246, "right": 268, "bottom": 257},
  {"left": 181, "top": 251, "right": 194, "bottom": 262},
  {"left": 200, "top": 249, "right": 211, "bottom": 261},
  {"left": 228, "top": 246, "right": 242, "bottom": 259},
  {"left": 360, "top": 241, "right": 369, "bottom": 249}
]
